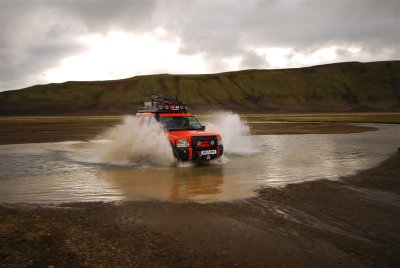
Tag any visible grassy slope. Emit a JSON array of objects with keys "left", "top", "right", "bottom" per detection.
[{"left": 0, "top": 61, "right": 399, "bottom": 114}]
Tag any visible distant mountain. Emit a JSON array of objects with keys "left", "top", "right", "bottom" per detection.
[{"left": 1, "top": 61, "right": 399, "bottom": 115}]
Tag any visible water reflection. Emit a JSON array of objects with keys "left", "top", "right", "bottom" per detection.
[{"left": 98, "top": 165, "right": 226, "bottom": 202}]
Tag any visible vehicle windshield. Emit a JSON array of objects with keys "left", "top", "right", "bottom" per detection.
[{"left": 159, "top": 116, "right": 203, "bottom": 131}]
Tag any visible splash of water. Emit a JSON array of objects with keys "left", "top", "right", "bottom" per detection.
[
  {"left": 71, "top": 112, "right": 255, "bottom": 166},
  {"left": 204, "top": 112, "right": 258, "bottom": 155},
  {"left": 73, "top": 116, "right": 175, "bottom": 166}
]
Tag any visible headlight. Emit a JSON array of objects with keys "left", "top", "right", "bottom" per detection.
[
  {"left": 176, "top": 139, "right": 189, "bottom": 147},
  {"left": 217, "top": 137, "right": 222, "bottom": 145}
]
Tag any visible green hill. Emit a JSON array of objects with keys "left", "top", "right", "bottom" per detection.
[{"left": 1, "top": 61, "right": 399, "bottom": 114}]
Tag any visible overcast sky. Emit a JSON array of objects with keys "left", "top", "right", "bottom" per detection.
[{"left": 0, "top": 0, "right": 399, "bottom": 91}]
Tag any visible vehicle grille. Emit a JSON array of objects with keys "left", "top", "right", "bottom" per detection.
[
  {"left": 191, "top": 135, "right": 220, "bottom": 161},
  {"left": 191, "top": 136, "right": 217, "bottom": 149}
]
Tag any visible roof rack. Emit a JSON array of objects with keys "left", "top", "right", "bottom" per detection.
[{"left": 138, "top": 94, "right": 188, "bottom": 113}]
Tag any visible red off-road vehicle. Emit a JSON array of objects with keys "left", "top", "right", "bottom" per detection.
[{"left": 136, "top": 95, "right": 223, "bottom": 162}]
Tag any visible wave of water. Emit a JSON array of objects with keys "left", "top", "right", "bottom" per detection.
[
  {"left": 69, "top": 112, "right": 256, "bottom": 166},
  {"left": 204, "top": 111, "right": 258, "bottom": 155},
  {"left": 70, "top": 116, "right": 175, "bottom": 166}
]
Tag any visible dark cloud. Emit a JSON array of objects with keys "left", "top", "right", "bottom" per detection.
[
  {"left": 49, "top": 0, "right": 156, "bottom": 32},
  {"left": 1, "top": 0, "right": 399, "bottom": 91},
  {"left": 160, "top": 1, "right": 399, "bottom": 55}
]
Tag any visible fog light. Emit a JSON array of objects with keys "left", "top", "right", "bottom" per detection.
[
  {"left": 176, "top": 139, "right": 189, "bottom": 147},
  {"left": 196, "top": 140, "right": 202, "bottom": 146},
  {"left": 210, "top": 140, "right": 215, "bottom": 145}
]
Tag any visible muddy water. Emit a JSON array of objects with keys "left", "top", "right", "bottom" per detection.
[{"left": 0, "top": 123, "right": 398, "bottom": 204}]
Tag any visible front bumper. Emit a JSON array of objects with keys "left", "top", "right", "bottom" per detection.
[
  {"left": 192, "top": 145, "right": 223, "bottom": 161},
  {"left": 173, "top": 145, "right": 223, "bottom": 161}
]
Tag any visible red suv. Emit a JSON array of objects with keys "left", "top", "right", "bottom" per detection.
[{"left": 136, "top": 95, "right": 223, "bottom": 162}]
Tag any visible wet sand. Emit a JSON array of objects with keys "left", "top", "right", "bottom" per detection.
[
  {"left": 0, "top": 115, "right": 377, "bottom": 145},
  {"left": 1, "top": 153, "right": 399, "bottom": 267}
]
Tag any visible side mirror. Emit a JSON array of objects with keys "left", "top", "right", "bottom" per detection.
[{"left": 201, "top": 125, "right": 206, "bottom": 130}]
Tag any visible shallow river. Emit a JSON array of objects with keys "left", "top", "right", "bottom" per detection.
[{"left": 0, "top": 123, "right": 398, "bottom": 204}]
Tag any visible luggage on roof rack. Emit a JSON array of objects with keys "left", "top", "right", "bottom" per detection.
[{"left": 138, "top": 94, "right": 188, "bottom": 113}]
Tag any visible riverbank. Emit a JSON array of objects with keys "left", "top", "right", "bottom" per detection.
[
  {"left": 0, "top": 112, "right": 392, "bottom": 144},
  {"left": 1, "top": 152, "right": 399, "bottom": 267}
]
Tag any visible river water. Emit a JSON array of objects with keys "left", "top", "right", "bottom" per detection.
[{"left": 0, "top": 121, "right": 398, "bottom": 204}]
